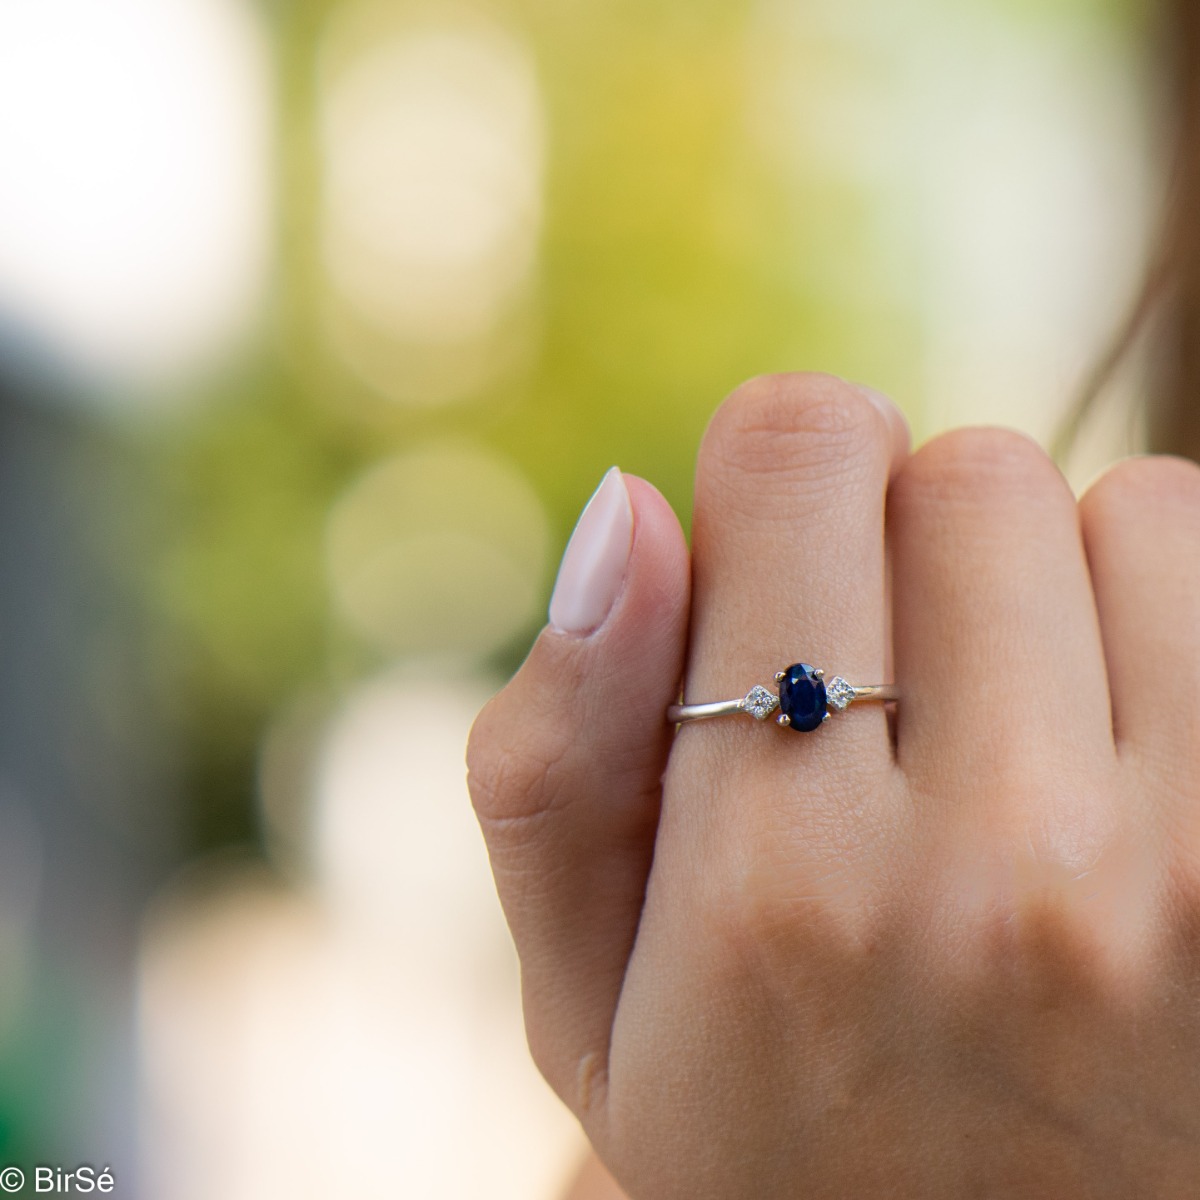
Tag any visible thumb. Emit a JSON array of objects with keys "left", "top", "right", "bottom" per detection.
[{"left": 467, "top": 467, "right": 690, "bottom": 1119}]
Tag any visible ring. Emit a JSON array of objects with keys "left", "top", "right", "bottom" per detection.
[{"left": 667, "top": 663, "right": 898, "bottom": 733}]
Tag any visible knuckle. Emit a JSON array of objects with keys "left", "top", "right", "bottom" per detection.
[
  {"left": 696, "top": 768, "right": 902, "bottom": 979},
  {"left": 951, "top": 820, "right": 1146, "bottom": 997},
  {"left": 895, "top": 426, "right": 1068, "bottom": 513},
  {"left": 1082, "top": 454, "right": 1200, "bottom": 528},
  {"left": 701, "top": 829, "right": 871, "bottom": 977},
  {"left": 699, "top": 373, "right": 890, "bottom": 495},
  {"left": 977, "top": 888, "right": 1117, "bottom": 1001},
  {"left": 978, "top": 771, "right": 1123, "bottom": 882},
  {"left": 466, "top": 693, "right": 572, "bottom": 835}
]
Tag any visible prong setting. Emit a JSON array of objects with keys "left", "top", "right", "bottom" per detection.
[{"left": 666, "top": 665, "right": 896, "bottom": 730}]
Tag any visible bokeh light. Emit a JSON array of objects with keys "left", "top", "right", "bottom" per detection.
[
  {"left": 746, "top": 0, "right": 1150, "bottom": 455},
  {"left": 325, "top": 441, "right": 550, "bottom": 662},
  {"left": 140, "top": 677, "right": 581, "bottom": 1200},
  {"left": 0, "top": 0, "right": 272, "bottom": 397},
  {"left": 907, "top": 5, "right": 1150, "bottom": 445},
  {"left": 311, "top": 673, "right": 502, "bottom": 948},
  {"left": 319, "top": 7, "right": 543, "bottom": 405}
]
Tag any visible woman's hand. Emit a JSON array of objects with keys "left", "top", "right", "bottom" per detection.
[{"left": 467, "top": 374, "right": 1200, "bottom": 1198}]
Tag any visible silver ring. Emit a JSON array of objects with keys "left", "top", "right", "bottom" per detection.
[{"left": 667, "top": 662, "right": 897, "bottom": 733}]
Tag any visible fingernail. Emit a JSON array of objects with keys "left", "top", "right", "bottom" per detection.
[
  {"left": 850, "top": 382, "right": 899, "bottom": 421},
  {"left": 850, "top": 382, "right": 910, "bottom": 447},
  {"left": 549, "top": 467, "right": 633, "bottom": 635}
]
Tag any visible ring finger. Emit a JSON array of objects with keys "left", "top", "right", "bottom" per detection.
[{"left": 672, "top": 373, "right": 909, "bottom": 834}]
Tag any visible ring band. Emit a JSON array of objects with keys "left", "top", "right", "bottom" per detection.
[{"left": 667, "top": 662, "right": 897, "bottom": 733}]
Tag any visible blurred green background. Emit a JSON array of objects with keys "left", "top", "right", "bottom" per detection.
[
  {"left": 154, "top": 0, "right": 1149, "bottom": 853},
  {"left": 0, "top": 0, "right": 1154, "bottom": 1195}
]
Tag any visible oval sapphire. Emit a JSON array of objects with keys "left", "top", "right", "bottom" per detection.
[{"left": 778, "top": 663, "right": 827, "bottom": 732}]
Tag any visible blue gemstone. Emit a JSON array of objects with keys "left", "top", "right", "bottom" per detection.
[{"left": 778, "top": 663, "right": 827, "bottom": 732}]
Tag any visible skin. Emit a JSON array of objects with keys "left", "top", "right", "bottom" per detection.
[{"left": 466, "top": 374, "right": 1200, "bottom": 1199}]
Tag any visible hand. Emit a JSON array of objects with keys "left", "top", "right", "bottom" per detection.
[{"left": 467, "top": 374, "right": 1200, "bottom": 1198}]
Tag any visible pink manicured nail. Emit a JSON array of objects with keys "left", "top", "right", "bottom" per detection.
[
  {"left": 850, "top": 382, "right": 901, "bottom": 423},
  {"left": 549, "top": 467, "right": 633, "bottom": 635}
]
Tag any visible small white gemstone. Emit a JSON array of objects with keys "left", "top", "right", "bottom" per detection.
[
  {"left": 826, "top": 676, "right": 856, "bottom": 711},
  {"left": 743, "top": 685, "right": 778, "bottom": 720}
]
